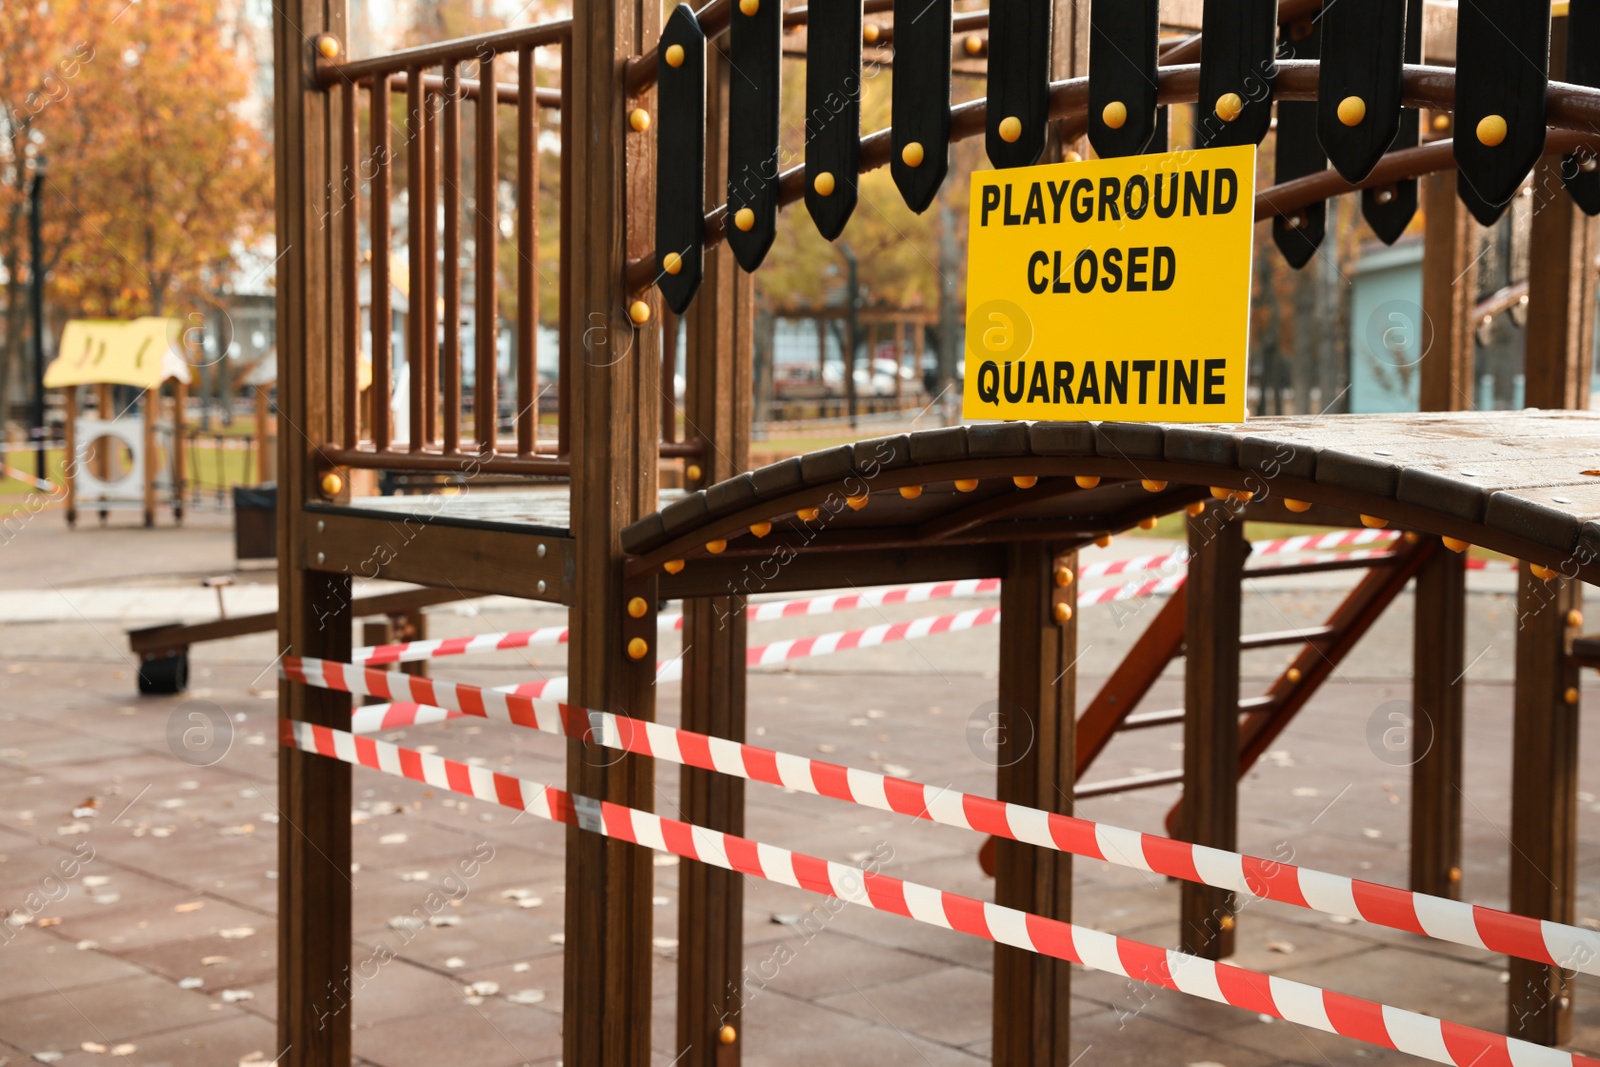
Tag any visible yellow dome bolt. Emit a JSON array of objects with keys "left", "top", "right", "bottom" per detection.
[
  {"left": 734, "top": 207, "right": 755, "bottom": 232},
  {"left": 846, "top": 493, "right": 869, "bottom": 510},
  {"left": 813, "top": 171, "right": 836, "bottom": 197},
  {"left": 665, "top": 44, "right": 685, "bottom": 68},
  {"left": 719, "top": 1025, "right": 737, "bottom": 1045},
  {"left": 1055, "top": 566, "right": 1074, "bottom": 588},
  {"left": 1013, "top": 475, "right": 1037, "bottom": 489},
  {"left": 317, "top": 35, "right": 341, "bottom": 59},
  {"left": 663, "top": 559, "right": 686, "bottom": 574},
  {"left": 1284, "top": 498, "right": 1312, "bottom": 513},
  {"left": 1337, "top": 95, "right": 1366, "bottom": 127},
  {"left": 627, "top": 596, "right": 649, "bottom": 619},
  {"left": 627, "top": 637, "right": 649, "bottom": 660},
  {"left": 1567, "top": 609, "right": 1583, "bottom": 628},
  {"left": 629, "top": 300, "right": 651, "bottom": 325},
  {"left": 1101, "top": 100, "right": 1128, "bottom": 130},
  {"left": 1477, "top": 114, "right": 1508, "bottom": 147},
  {"left": 964, "top": 35, "right": 984, "bottom": 56},
  {"left": 685, "top": 463, "right": 702, "bottom": 482},
  {"left": 1448, "top": 866, "right": 1462, "bottom": 884},
  {"left": 1530, "top": 563, "right": 1557, "bottom": 581},
  {"left": 750, "top": 521, "right": 772, "bottom": 538},
  {"left": 1218, "top": 914, "right": 1235, "bottom": 931},
  {"left": 662, "top": 251, "right": 684, "bottom": 276},
  {"left": 1431, "top": 111, "right": 1451, "bottom": 132},
  {"left": 1075, "top": 475, "right": 1100, "bottom": 489},
  {"left": 998, "top": 116, "right": 1023, "bottom": 143},
  {"left": 1215, "top": 93, "right": 1244, "bottom": 123},
  {"left": 1186, "top": 501, "right": 1205, "bottom": 516},
  {"left": 1286, "top": 667, "right": 1303, "bottom": 683},
  {"left": 954, "top": 479, "right": 979, "bottom": 492},
  {"left": 1139, "top": 516, "right": 1157, "bottom": 530},
  {"left": 899, "top": 485, "right": 923, "bottom": 499},
  {"left": 739, "top": 0, "right": 759, "bottom": 14},
  {"left": 705, "top": 539, "right": 727, "bottom": 554},
  {"left": 629, "top": 108, "right": 651, "bottom": 132},
  {"left": 1359, "top": 514, "right": 1388, "bottom": 529},
  {"left": 1565, "top": 686, "right": 1581, "bottom": 705},
  {"left": 1441, "top": 536, "right": 1469, "bottom": 553},
  {"left": 1054, "top": 602, "right": 1073, "bottom": 623},
  {"left": 320, "top": 470, "right": 344, "bottom": 497},
  {"left": 1403, "top": 531, "right": 1420, "bottom": 545},
  {"left": 901, "top": 141, "right": 925, "bottom": 168},
  {"left": 797, "top": 507, "right": 820, "bottom": 521},
  {"left": 1095, "top": 534, "right": 1112, "bottom": 548},
  {"left": 863, "top": 22, "right": 880, "bottom": 43},
  {"left": 1141, "top": 479, "right": 1167, "bottom": 492}
]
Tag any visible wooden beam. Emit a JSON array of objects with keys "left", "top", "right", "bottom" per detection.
[
  {"left": 993, "top": 542, "right": 1075, "bottom": 1066},
  {"left": 273, "top": 0, "right": 350, "bottom": 1060},
  {"left": 1180, "top": 504, "right": 1244, "bottom": 959},
  {"left": 676, "top": 39, "right": 756, "bottom": 1065},
  {"left": 1410, "top": 539, "right": 1466, "bottom": 898},
  {"left": 563, "top": 2, "right": 661, "bottom": 1063},
  {"left": 1418, "top": 175, "right": 1477, "bottom": 411}
]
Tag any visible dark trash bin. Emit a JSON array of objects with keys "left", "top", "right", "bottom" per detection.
[{"left": 234, "top": 483, "right": 277, "bottom": 560}]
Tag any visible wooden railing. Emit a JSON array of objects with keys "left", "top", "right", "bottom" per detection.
[{"left": 312, "top": 21, "right": 703, "bottom": 480}]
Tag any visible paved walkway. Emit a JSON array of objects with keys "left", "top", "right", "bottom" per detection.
[{"left": 0, "top": 512, "right": 1595, "bottom": 1065}]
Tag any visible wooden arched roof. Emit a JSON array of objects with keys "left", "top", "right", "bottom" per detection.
[{"left": 622, "top": 412, "right": 1600, "bottom": 584}]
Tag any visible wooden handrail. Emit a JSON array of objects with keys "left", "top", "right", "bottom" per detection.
[{"left": 314, "top": 19, "right": 572, "bottom": 86}]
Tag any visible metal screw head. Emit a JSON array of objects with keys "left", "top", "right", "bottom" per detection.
[
  {"left": 316, "top": 551, "right": 326, "bottom": 565},
  {"left": 317, "top": 519, "right": 325, "bottom": 533},
  {"left": 537, "top": 579, "right": 547, "bottom": 594},
  {"left": 537, "top": 544, "right": 547, "bottom": 559}
]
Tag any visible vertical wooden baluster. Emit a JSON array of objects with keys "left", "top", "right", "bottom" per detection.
[
  {"left": 517, "top": 46, "right": 539, "bottom": 457},
  {"left": 407, "top": 69, "right": 425, "bottom": 452},
  {"left": 371, "top": 73, "right": 392, "bottom": 452},
  {"left": 424, "top": 85, "right": 439, "bottom": 448},
  {"left": 442, "top": 63, "right": 461, "bottom": 455},
  {"left": 341, "top": 82, "right": 359, "bottom": 450},
  {"left": 557, "top": 41, "right": 572, "bottom": 457},
  {"left": 476, "top": 52, "right": 499, "bottom": 456}
]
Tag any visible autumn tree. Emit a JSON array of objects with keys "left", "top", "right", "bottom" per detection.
[{"left": 0, "top": 0, "right": 271, "bottom": 429}]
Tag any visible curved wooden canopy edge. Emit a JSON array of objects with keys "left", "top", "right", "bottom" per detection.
[
  {"left": 620, "top": 412, "right": 1600, "bottom": 587},
  {"left": 626, "top": 61, "right": 1600, "bottom": 291}
]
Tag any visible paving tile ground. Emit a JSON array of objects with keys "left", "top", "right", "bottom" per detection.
[{"left": 1, "top": 510, "right": 1598, "bottom": 1064}]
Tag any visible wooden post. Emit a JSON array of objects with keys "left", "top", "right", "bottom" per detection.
[
  {"left": 255, "top": 384, "right": 272, "bottom": 484},
  {"left": 172, "top": 378, "right": 187, "bottom": 523},
  {"left": 1509, "top": 18, "right": 1594, "bottom": 1033},
  {"left": 273, "top": 0, "right": 353, "bottom": 1062},
  {"left": 676, "top": 40, "right": 755, "bottom": 1066},
  {"left": 141, "top": 386, "right": 157, "bottom": 527},
  {"left": 992, "top": 542, "right": 1076, "bottom": 1065},
  {"left": 563, "top": 2, "right": 661, "bottom": 1064},
  {"left": 1180, "top": 505, "right": 1245, "bottom": 958},
  {"left": 1508, "top": 568, "right": 1582, "bottom": 1044},
  {"left": 63, "top": 386, "right": 76, "bottom": 526}
]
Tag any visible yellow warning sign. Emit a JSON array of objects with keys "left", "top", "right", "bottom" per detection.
[{"left": 963, "top": 144, "right": 1255, "bottom": 423}]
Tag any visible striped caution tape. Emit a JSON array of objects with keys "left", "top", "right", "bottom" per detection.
[
  {"left": 283, "top": 655, "right": 1600, "bottom": 979},
  {"left": 280, "top": 717, "right": 1600, "bottom": 1067}
]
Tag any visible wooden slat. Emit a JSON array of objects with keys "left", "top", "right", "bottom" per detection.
[
  {"left": 1076, "top": 768, "right": 1182, "bottom": 797},
  {"left": 475, "top": 53, "right": 499, "bottom": 456},
  {"left": 654, "top": 5, "right": 706, "bottom": 313},
  {"left": 557, "top": 44, "right": 572, "bottom": 457},
  {"left": 1419, "top": 172, "right": 1477, "bottom": 412},
  {"left": 1180, "top": 505, "right": 1244, "bottom": 959},
  {"left": 371, "top": 74, "right": 393, "bottom": 452},
  {"left": 1315, "top": 0, "right": 1406, "bottom": 183},
  {"left": 1238, "top": 624, "right": 1334, "bottom": 649},
  {"left": 1562, "top": 3, "right": 1600, "bottom": 214},
  {"left": 1196, "top": 0, "right": 1276, "bottom": 148},
  {"left": 423, "top": 84, "right": 439, "bottom": 447},
  {"left": 993, "top": 542, "right": 1074, "bottom": 1066},
  {"left": 341, "top": 82, "right": 360, "bottom": 450},
  {"left": 1087, "top": 0, "right": 1159, "bottom": 159},
  {"left": 985, "top": 0, "right": 1051, "bottom": 168},
  {"left": 890, "top": 0, "right": 951, "bottom": 212},
  {"left": 802, "top": 0, "right": 862, "bottom": 239},
  {"left": 442, "top": 63, "right": 462, "bottom": 455},
  {"left": 725, "top": 0, "right": 781, "bottom": 270},
  {"left": 1453, "top": 0, "right": 1551, "bottom": 223},
  {"left": 407, "top": 69, "right": 426, "bottom": 452},
  {"left": 517, "top": 46, "right": 539, "bottom": 456}
]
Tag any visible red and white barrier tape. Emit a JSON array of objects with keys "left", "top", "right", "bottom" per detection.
[
  {"left": 280, "top": 718, "right": 1599, "bottom": 1067},
  {"left": 283, "top": 655, "right": 1600, "bottom": 978}
]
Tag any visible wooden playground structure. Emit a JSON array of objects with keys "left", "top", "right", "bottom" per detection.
[{"left": 268, "top": 0, "right": 1600, "bottom": 1063}]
